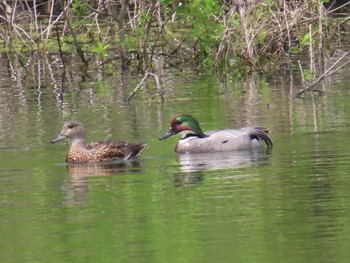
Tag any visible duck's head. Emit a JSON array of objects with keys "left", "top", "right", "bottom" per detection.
[
  {"left": 51, "top": 120, "right": 86, "bottom": 143},
  {"left": 159, "top": 114, "right": 207, "bottom": 140}
]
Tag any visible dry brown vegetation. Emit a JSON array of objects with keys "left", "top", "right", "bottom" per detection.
[{"left": 0, "top": 0, "right": 348, "bottom": 72}]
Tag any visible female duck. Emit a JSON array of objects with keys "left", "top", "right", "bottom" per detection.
[
  {"left": 52, "top": 120, "right": 147, "bottom": 163},
  {"left": 159, "top": 114, "right": 272, "bottom": 154}
]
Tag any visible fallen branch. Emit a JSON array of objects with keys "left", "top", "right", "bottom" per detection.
[
  {"left": 126, "top": 70, "right": 165, "bottom": 104},
  {"left": 294, "top": 52, "right": 350, "bottom": 98}
]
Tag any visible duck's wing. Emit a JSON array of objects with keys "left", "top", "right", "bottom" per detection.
[
  {"left": 86, "top": 141, "right": 148, "bottom": 161},
  {"left": 205, "top": 127, "right": 272, "bottom": 150}
]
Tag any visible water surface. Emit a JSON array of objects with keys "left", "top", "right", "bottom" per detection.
[{"left": 1, "top": 53, "right": 350, "bottom": 262}]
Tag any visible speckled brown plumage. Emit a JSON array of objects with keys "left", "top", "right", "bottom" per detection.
[{"left": 52, "top": 121, "right": 147, "bottom": 163}]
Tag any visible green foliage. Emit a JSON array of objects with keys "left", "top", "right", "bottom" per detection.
[
  {"left": 301, "top": 33, "right": 312, "bottom": 47},
  {"left": 92, "top": 41, "right": 111, "bottom": 59},
  {"left": 180, "top": 0, "right": 225, "bottom": 64},
  {"left": 124, "top": 35, "right": 139, "bottom": 52},
  {"left": 71, "top": 1, "right": 90, "bottom": 18},
  {"left": 303, "top": 69, "right": 313, "bottom": 81},
  {"left": 123, "top": 9, "right": 154, "bottom": 56}
]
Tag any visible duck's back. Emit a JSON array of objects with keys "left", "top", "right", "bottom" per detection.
[
  {"left": 88, "top": 141, "right": 147, "bottom": 161},
  {"left": 176, "top": 127, "right": 272, "bottom": 153},
  {"left": 67, "top": 141, "right": 147, "bottom": 162}
]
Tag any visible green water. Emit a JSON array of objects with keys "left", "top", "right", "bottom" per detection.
[{"left": 1, "top": 58, "right": 350, "bottom": 263}]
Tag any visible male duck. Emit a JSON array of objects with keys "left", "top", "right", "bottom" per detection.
[
  {"left": 52, "top": 120, "right": 147, "bottom": 163},
  {"left": 159, "top": 114, "right": 273, "bottom": 154}
]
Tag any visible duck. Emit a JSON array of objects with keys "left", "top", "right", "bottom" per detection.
[
  {"left": 52, "top": 120, "right": 147, "bottom": 163},
  {"left": 159, "top": 114, "right": 273, "bottom": 154}
]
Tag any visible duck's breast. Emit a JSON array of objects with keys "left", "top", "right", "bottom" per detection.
[{"left": 67, "top": 147, "right": 92, "bottom": 162}]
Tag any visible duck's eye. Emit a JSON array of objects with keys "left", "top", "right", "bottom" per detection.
[{"left": 68, "top": 124, "right": 74, "bottom": 129}]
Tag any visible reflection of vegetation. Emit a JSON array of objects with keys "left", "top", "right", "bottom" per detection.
[{"left": 0, "top": 0, "right": 348, "bottom": 71}]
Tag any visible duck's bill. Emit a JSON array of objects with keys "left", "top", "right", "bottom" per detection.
[
  {"left": 159, "top": 130, "right": 175, "bottom": 140},
  {"left": 51, "top": 134, "right": 67, "bottom": 143}
]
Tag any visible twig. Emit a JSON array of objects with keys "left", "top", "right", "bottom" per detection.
[
  {"left": 318, "top": 1, "right": 324, "bottom": 58},
  {"left": 126, "top": 72, "right": 149, "bottom": 103},
  {"left": 60, "top": 1, "right": 87, "bottom": 65},
  {"left": 126, "top": 71, "right": 165, "bottom": 104},
  {"left": 45, "top": 0, "right": 55, "bottom": 43},
  {"left": 148, "top": 72, "right": 164, "bottom": 102},
  {"left": 297, "top": 60, "right": 306, "bottom": 86},
  {"left": 55, "top": 24, "right": 65, "bottom": 68},
  {"left": 295, "top": 52, "right": 349, "bottom": 97},
  {"left": 325, "top": 1, "right": 350, "bottom": 15},
  {"left": 338, "top": 15, "right": 350, "bottom": 27},
  {"left": 283, "top": 0, "right": 292, "bottom": 51},
  {"left": 40, "top": 1, "right": 70, "bottom": 36}
]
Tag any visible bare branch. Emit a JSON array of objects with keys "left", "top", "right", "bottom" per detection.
[
  {"left": 295, "top": 52, "right": 350, "bottom": 97},
  {"left": 126, "top": 71, "right": 165, "bottom": 104}
]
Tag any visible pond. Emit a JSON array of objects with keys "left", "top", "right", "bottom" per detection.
[{"left": 0, "top": 50, "right": 350, "bottom": 263}]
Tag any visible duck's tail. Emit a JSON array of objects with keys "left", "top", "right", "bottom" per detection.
[
  {"left": 124, "top": 142, "right": 148, "bottom": 160},
  {"left": 249, "top": 127, "right": 273, "bottom": 148}
]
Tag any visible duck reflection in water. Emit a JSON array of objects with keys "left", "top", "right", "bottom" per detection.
[
  {"left": 64, "top": 160, "right": 144, "bottom": 206},
  {"left": 173, "top": 148, "right": 271, "bottom": 187},
  {"left": 177, "top": 148, "right": 271, "bottom": 173}
]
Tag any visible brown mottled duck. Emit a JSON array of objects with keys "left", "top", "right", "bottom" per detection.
[{"left": 52, "top": 121, "right": 147, "bottom": 163}]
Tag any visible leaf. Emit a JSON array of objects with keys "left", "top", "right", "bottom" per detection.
[{"left": 301, "top": 33, "right": 311, "bottom": 46}]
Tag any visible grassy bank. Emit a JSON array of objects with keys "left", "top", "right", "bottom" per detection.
[{"left": 0, "top": 0, "right": 349, "bottom": 73}]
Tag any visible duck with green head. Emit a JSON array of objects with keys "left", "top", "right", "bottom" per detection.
[
  {"left": 52, "top": 120, "right": 147, "bottom": 163},
  {"left": 159, "top": 114, "right": 273, "bottom": 153}
]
